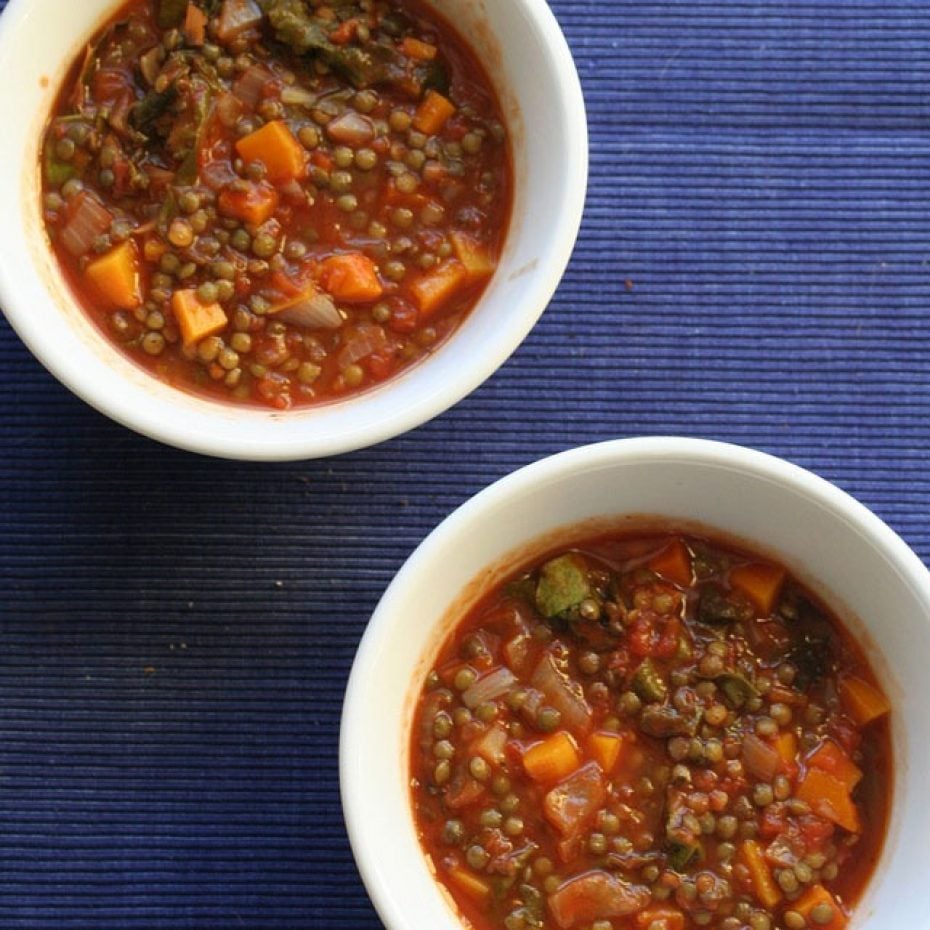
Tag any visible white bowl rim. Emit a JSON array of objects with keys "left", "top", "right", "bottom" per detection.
[
  {"left": 340, "top": 435, "right": 930, "bottom": 930},
  {"left": 0, "top": 0, "right": 588, "bottom": 460}
]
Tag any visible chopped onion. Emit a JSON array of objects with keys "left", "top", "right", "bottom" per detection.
[
  {"left": 232, "top": 63, "right": 271, "bottom": 106},
  {"left": 217, "top": 0, "right": 263, "bottom": 44},
  {"left": 326, "top": 111, "right": 375, "bottom": 145},
  {"left": 471, "top": 724, "right": 508, "bottom": 764},
  {"left": 216, "top": 92, "right": 244, "bottom": 129},
  {"left": 549, "top": 871, "right": 651, "bottom": 930},
  {"left": 336, "top": 324, "right": 387, "bottom": 367},
  {"left": 139, "top": 46, "right": 165, "bottom": 87},
  {"left": 275, "top": 293, "right": 343, "bottom": 330},
  {"left": 60, "top": 192, "right": 113, "bottom": 257},
  {"left": 201, "top": 159, "right": 238, "bottom": 191},
  {"left": 531, "top": 651, "right": 593, "bottom": 733},
  {"left": 462, "top": 667, "right": 516, "bottom": 709},
  {"left": 742, "top": 733, "right": 780, "bottom": 781},
  {"left": 280, "top": 85, "right": 318, "bottom": 109},
  {"left": 503, "top": 633, "right": 531, "bottom": 673}
]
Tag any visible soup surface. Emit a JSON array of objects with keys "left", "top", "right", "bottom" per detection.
[
  {"left": 411, "top": 532, "right": 891, "bottom": 930},
  {"left": 41, "top": 0, "right": 511, "bottom": 409}
]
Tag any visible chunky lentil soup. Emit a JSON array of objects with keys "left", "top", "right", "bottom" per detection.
[
  {"left": 41, "top": 0, "right": 510, "bottom": 409},
  {"left": 411, "top": 532, "right": 891, "bottom": 930}
]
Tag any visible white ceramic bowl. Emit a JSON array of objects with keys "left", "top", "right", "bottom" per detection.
[
  {"left": 0, "top": 0, "right": 586, "bottom": 460},
  {"left": 341, "top": 437, "right": 930, "bottom": 930}
]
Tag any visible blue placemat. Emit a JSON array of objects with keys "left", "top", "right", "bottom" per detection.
[{"left": 2, "top": 1, "right": 929, "bottom": 927}]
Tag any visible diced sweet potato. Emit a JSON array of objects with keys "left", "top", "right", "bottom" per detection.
[
  {"left": 446, "top": 866, "right": 491, "bottom": 904},
  {"left": 235, "top": 119, "right": 307, "bottom": 182},
  {"left": 218, "top": 181, "right": 280, "bottom": 225},
  {"left": 412, "top": 89, "right": 456, "bottom": 134},
  {"left": 320, "top": 253, "right": 383, "bottom": 303},
  {"left": 807, "top": 740, "right": 863, "bottom": 789},
  {"left": 588, "top": 731, "right": 624, "bottom": 773},
  {"left": 838, "top": 676, "right": 890, "bottom": 726},
  {"left": 739, "top": 839, "right": 782, "bottom": 910},
  {"left": 172, "top": 289, "right": 228, "bottom": 347},
  {"left": 793, "top": 884, "right": 848, "bottom": 930},
  {"left": 408, "top": 260, "right": 468, "bottom": 317},
  {"left": 523, "top": 731, "right": 581, "bottom": 783},
  {"left": 84, "top": 241, "right": 142, "bottom": 311},
  {"left": 729, "top": 562, "right": 786, "bottom": 614},
  {"left": 795, "top": 767, "right": 862, "bottom": 833},
  {"left": 646, "top": 538, "right": 693, "bottom": 587},
  {"left": 449, "top": 230, "right": 497, "bottom": 282}
]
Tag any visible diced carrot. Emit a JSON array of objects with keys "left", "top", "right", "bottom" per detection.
[
  {"left": 446, "top": 865, "right": 491, "bottom": 904},
  {"left": 807, "top": 740, "right": 862, "bottom": 790},
  {"left": 401, "top": 36, "right": 438, "bottom": 60},
  {"left": 634, "top": 906, "right": 686, "bottom": 930},
  {"left": 183, "top": 2, "right": 207, "bottom": 45},
  {"left": 739, "top": 839, "right": 781, "bottom": 910},
  {"left": 793, "top": 884, "right": 848, "bottom": 930},
  {"left": 328, "top": 17, "right": 358, "bottom": 45},
  {"left": 449, "top": 231, "right": 497, "bottom": 283},
  {"left": 217, "top": 181, "right": 280, "bottom": 226},
  {"left": 729, "top": 562, "right": 786, "bottom": 614},
  {"left": 838, "top": 676, "right": 891, "bottom": 726},
  {"left": 408, "top": 260, "right": 468, "bottom": 317},
  {"left": 84, "top": 241, "right": 142, "bottom": 311},
  {"left": 774, "top": 731, "right": 798, "bottom": 771},
  {"left": 311, "top": 149, "right": 334, "bottom": 172},
  {"left": 588, "top": 731, "right": 624, "bottom": 773},
  {"left": 413, "top": 89, "right": 456, "bottom": 134},
  {"left": 646, "top": 538, "right": 693, "bottom": 587},
  {"left": 235, "top": 120, "right": 307, "bottom": 182},
  {"left": 795, "top": 767, "right": 862, "bottom": 833},
  {"left": 319, "top": 253, "right": 383, "bottom": 303},
  {"left": 172, "top": 289, "right": 228, "bottom": 347},
  {"left": 523, "top": 731, "right": 581, "bottom": 784}
]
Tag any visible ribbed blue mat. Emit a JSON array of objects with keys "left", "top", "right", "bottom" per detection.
[{"left": 2, "top": 1, "right": 929, "bottom": 926}]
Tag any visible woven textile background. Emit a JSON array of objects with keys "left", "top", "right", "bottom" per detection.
[{"left": 1, "top": 1, "right": 929, "bottom": 927}]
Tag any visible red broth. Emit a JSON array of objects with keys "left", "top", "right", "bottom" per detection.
[
  {"left": 411, "top": 532, "right": 891, "bottom": 930},
  {"left": 41, "top": 0, "right": 511, "bottom": 409}
]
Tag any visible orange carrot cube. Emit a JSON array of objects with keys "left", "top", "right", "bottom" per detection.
[
  {"left": 838, "top": 676, "right": 890, "bottom": 726},
  {"left": 795, "top": 767, "right": 862, "bottom": 833},
  {"left": 739, "top": 840, "right": 782, "bottom": 910},
  {"left": 320, "top": 253, "right": 383, "bottom": 303},
  {"left": 523, "top": 731, "right": 581, "bottom": 784},
  {"left": 218, "top": 181, "right": 280, "bottom": 226},
  {"left": 84, "top": 241, "right": 142, "bottom": 311},
  {"left": 447, "top": 866, "right": 491, "bottom": 904},
  {"left": 449, "top": 231, "right": 497, "bottom": 282},
  {"left": 172, "top": 289, "right": 228, "bottom": 347},
  {"left": 729, "top": 562, "right": 786, "bottom": 614},
  {"left": 413, "top": 89, "right": 456, "bottom": 134},
  {"left": 402, "top": 37, "right": 438, "bottom": 60},
  {"left": 235, "top": 120, "right": 307, "bottom": 182},
  {"left": 793, "top": 884, "right": 848, "bottom": 930},
  {"left": 588, "top": 731, "right": 624, "bottom": 773},
  {"left": 647, "top": 538, "right": 693, "bottom": 586},
  {"left": 807, "top": 740, "right": 863, "bottom": 789},
  {"left": 408, "top": 260, "right": 468, "bottom": 317}
]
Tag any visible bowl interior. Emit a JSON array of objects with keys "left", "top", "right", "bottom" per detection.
[
  {"left": 341, "top": 438, "right": 930, "bottom": 930},
  {"left": 0, "top": 0, "right": 586, "bottom": 459}
]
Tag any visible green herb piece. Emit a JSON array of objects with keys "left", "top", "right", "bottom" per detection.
[
  {"left": 535, "top": 553, "right": 592, "bottom": 619},
  {"left": 631, "top": 658, "right": 667, "bottom": 704}
]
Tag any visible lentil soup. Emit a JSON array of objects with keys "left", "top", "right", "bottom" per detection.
[
  {"left": 411, "top": 532, "right": 891, "bottom": 930},
  {"left": 40, "top": 0, "right": 511, "bottom": 409}
]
